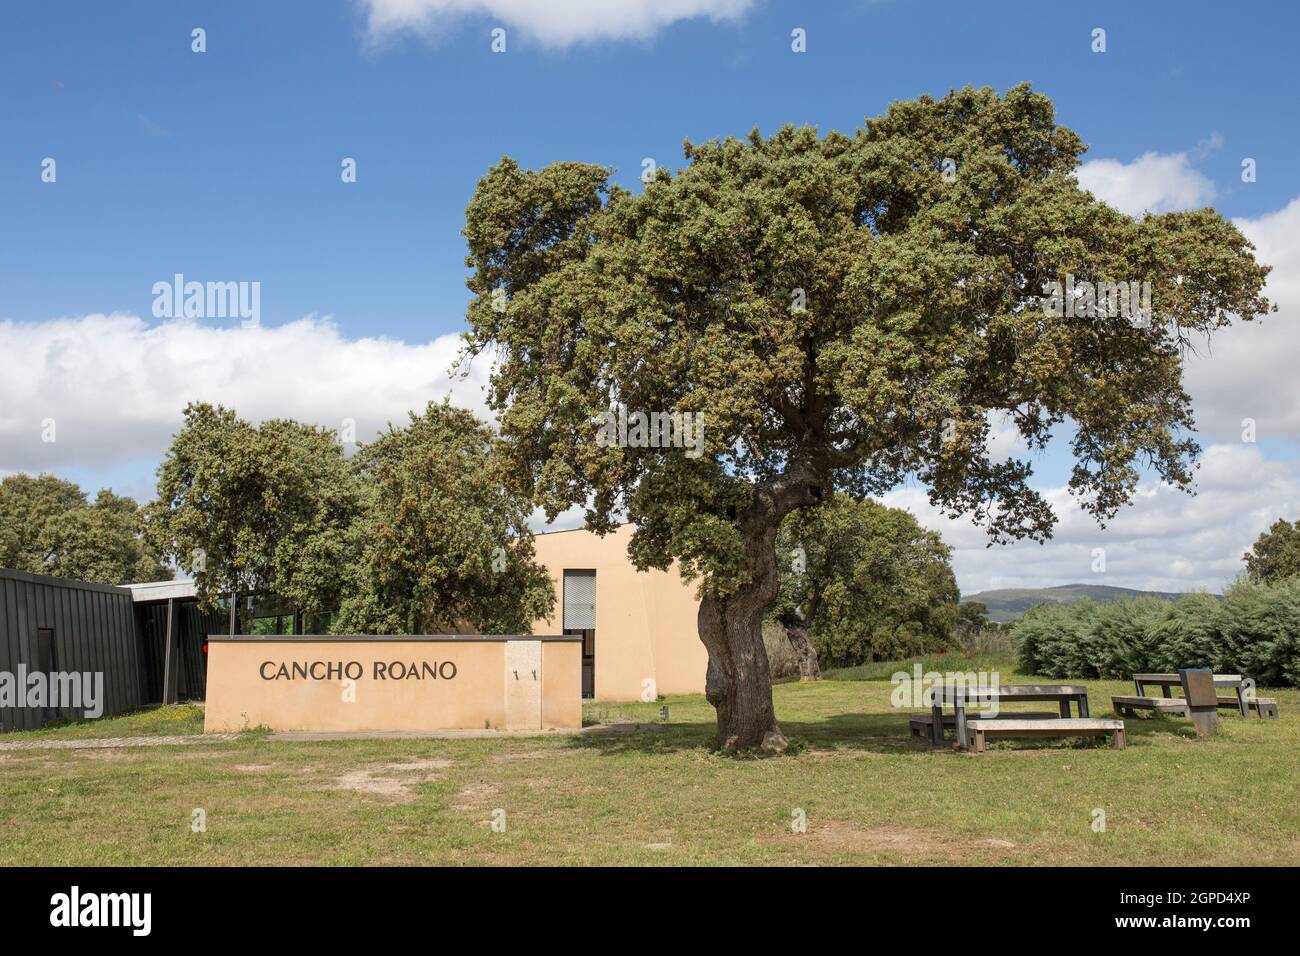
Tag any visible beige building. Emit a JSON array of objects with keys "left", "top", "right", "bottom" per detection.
[{"left": 530, "top": 525, "right": 708, "bottom": 702}]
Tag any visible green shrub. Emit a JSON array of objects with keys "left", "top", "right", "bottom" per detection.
[
  {"left": 1214, "top": 577, "right": 1300, "bottom": 686},
  {"left": 1012, "top": 579, "right": 1300, "bottom": 687},
  {"left": 1147, "top": 592, "right": 1222, "bottom": 673},
  {"left": 1015, "top": 599, "right": 1099, "bottom": 678},
  {"left": 1092, "top": 597, "right": 1169, "bottom": 678}
]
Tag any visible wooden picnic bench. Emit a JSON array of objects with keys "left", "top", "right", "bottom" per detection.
[
  {"left": 1118, "top": 672, "right": 1278, "bottom": 721},
  {"left": 926, "top": 684, "right": 1093, "bottom": 750},
  {"left": 966, "top": 717, "right": 1126, "bottom": 753}
]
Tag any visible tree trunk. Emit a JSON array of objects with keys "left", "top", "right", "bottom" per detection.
[
  {"left": 694, "top": 460, "right": 828, "bottom": 752},
  {"left": 697, "top": 511, "right": 791, "bottom": 753},
  {"left": 782, "top": 621, "right": 822, "bottom": 681},
  {"left": 699, "top": 591, "right": 787, "bottom": 753}
]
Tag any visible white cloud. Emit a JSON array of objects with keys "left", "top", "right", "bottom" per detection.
[
  {"left": 0, "top": 312, "right": 493, "bottom": 477},
  {"left": 1076, "top": 150, "right": 1216, "bottom": 216},
  {"left": 887, "top": 444, "right": 1298, "bottom": 595},
  {"left": 360, "top": 0, "right": 754, "bottom": 48},
  {"left": 1182, "top": 196, "right": 1300, "bottom": 444},
  {"left": 1193, "top": 131, "right": 1224, "bottom": 160}
]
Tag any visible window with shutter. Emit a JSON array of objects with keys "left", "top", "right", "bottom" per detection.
[{"left": 562, "top": 570, "right": 596, "bottom": 629}]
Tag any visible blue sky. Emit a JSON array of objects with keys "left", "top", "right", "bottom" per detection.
[
  {"left": 2, "top": 0, "right": 1298, "bottom": 593},
  {"left": 3, "top": 0, "right": 1297, "bottom": 329}
]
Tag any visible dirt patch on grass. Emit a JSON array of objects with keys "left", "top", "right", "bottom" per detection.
[
  {"left": 233, "top": 764, "right": 274, "bottom": 773},
  {"left": 334, "top": 771, "right": 412, "bottom": 798},
  {"left": 775, "top": 819, "right": 1020, "bottom": 863},
  {"left": 330, "top": 759, "right": 453, "bottom": 802}
]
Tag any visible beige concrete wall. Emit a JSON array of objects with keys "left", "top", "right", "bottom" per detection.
[
  {"left": 530, "top": 525, "right": 707, "bottom": 701},
  {"left": 203, "top": 636, "right": 581, "bottom": 733},
  {"left": 541, "top": 640, "right": 582, "bottom": 729}
]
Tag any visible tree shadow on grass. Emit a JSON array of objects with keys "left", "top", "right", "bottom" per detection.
[
  {"left": 562, "top": 711, "right": 943, "bottom": 758},
  {"left": 564, "top": 708, "right": 1205, "bottom": 757}
]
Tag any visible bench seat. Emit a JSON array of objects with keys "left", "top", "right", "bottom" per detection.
[
  {"left": 1115, "top": 695, "right": 1279, "bottom": 720},
  {"left": 908, "top": 711, "right": 1057, "bottom": 738},
  {"left": 1111, "top": 695, "right": 1189, "bottom": 717},
  {"left": 965, "top": 717, "right": 1126, "bottom": 753}
]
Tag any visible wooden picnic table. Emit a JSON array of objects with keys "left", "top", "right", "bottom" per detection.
[
  {"left": 927, "top": 683, "right": 1091, "bottom": 748},
  {"left": 1132, "top": 673, "right": 1251, "bottom": 717}
]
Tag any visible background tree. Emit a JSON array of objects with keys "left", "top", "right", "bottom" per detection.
[
  {"left": 772, "top": 495, "right": 959, "bottom": 672},
  {"left": 333, "top": 401, "right": 554, "bottom": 634},
  {"left": 0, "top": 474, "right": 166, "bottom": 584},
  {"left": 143, "top": 403, "right": 361, "bottom": 626},
  {"left": 956, "top": 601, "right": 989, "bottom": 641},
  {"left": 461, "top": 85, "right": 1273, "bottom": 751},
  {"left": 145, "top": 401, "right": 553, "bottom": 636},
  {"left": 1244, "top": 518, "right": 1300, "bottom": 584}
]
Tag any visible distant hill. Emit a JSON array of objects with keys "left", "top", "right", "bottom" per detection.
[{"left": 961, "top": 584, "right": 1219, "bottom": 624}]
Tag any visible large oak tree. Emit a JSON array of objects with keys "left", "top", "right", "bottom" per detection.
[{"left": 460, "top": 85, "right": 1273, "bottom": 751}]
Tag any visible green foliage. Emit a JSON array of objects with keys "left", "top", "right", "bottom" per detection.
[
  {"left": 1013, "top": 580, "right": 1300, "bottom": 686},
  {"left": 0, "top": 474, "right": 166, "bottom": 584},
  {"left": 1214, "top": 578, "right": 1300, "bottom": 687},
  {"left": 771, "top": 494, "right": 959, "bottom": 667},
  {"left": 822, "top": 647, "right": 1017, "bottom": 682},
  {"left": 1244, "top": 518, "right": 1300, "bottom": 584},
  {"left": 957, "top": 601, "right": 989, "bottom": 631},
  {"left": 462, "top": 84, "right": 1274, "bottom": 601},
  {"left": 1089, "top": 597, "right": 1170, "bottom": 678},
  {"left": 1146, "top": 591, "right": 1223, "bottom": 673},
  {"left": 334, "top": 401, "right": 554, "bottom": 634},
  {"left": 956, "top": 622, "right": 1017, "bottom": 656},
  {"left": 144, "top": 401, "right": 553, "bottom": 635},
  {"left": 143, "top": 402, "right": 361, "bottom": 618},
  {"left": 1014, "top": 598, "right": 1098, "bottom": 678}
]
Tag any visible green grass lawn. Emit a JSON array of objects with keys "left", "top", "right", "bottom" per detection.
[
  {"left": 1, "top": 662, "right": 1297, "bottom": 866},
  {"left": 0, "top": 703, "right": 208, "bottom": 740}
]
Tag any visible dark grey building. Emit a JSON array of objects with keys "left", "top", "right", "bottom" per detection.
[
  {"left": 0, "top": 570, "right": 219, "bottom": 732},
  {"left": 0, "top": 569, "right": 142, "bottom": 732}
]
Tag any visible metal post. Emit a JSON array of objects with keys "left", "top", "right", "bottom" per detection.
[{"left": 161, "top": 597, "right": 179, "bottom": 705}]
